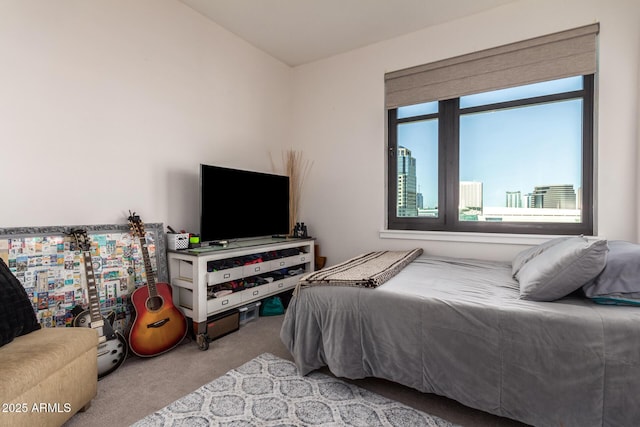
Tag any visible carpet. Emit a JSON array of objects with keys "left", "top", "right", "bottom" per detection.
[{"left": 131, "top": 353, "right": 459, "bottom": 427}]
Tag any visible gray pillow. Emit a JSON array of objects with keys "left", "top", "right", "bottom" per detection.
[
  {"left": 516, "top": 237, "right": 608, "bottom": 301},
  {"left": 511, "top": 236, "right": 572, "bottom": 277},
  {"left": 582, "top": 240, "right": 640, "bottom": 304}
]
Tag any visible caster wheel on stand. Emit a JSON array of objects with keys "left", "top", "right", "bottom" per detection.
[{"left": 197, "top": 333, "right": 210, "bottom": 351}]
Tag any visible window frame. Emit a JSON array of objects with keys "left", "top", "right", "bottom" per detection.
[{"left": 387, "top": 74, "right": 595, "bottom": 236}]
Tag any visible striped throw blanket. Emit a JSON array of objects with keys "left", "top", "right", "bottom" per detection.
[{"left": 298, "top": 248, "right": 423, "bottom": 290}]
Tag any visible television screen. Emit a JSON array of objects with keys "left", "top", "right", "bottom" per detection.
[{"left": 199, "top": 164, "right": 290, "bottom": 242}]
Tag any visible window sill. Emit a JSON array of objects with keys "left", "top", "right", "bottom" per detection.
[{"left": 379, "top": 229, "right": 602, "bottom": 246}]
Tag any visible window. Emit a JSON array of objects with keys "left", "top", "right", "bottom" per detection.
[
  {"left": 387, "top": 76, "right": 594, "bottom": 235},
  {"left": 385, "top": 24, "right": 598, "bottom": 236}
]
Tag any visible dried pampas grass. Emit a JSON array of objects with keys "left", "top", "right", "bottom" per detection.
[{"left": 271, "top": 149, "right": 313, "bottom": 235}]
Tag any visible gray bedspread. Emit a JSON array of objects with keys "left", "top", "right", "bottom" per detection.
[{"left": 280, "top": 255, "right": 640, "bottom": 427}]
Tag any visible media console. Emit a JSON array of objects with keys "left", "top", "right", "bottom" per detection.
[{"left": 167, "top": 237, "right": 315, "bottom": 350}]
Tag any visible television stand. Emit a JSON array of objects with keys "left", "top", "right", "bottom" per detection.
[{"left": 167, "top": 237, "right": 315, "bottom": 350}]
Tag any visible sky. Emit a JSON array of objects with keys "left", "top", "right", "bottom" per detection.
[{"left": 397, "top": 77, "right": 584, "bottom": 208}]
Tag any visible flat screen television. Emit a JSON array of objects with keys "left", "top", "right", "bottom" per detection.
[{"left": 199, "top": 164, "right": 290, "bottom": 243}]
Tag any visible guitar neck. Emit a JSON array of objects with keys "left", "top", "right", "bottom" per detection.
[
  {"left": 82, "top": 250, "right": 104, "bottom": 327},
  {"left": 138, "top": 236, "right": 158, "bottom": 296}
]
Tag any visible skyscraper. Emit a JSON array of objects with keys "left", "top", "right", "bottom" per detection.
[
  {"left": 506, "top": 191, "right": 522, "bottom": 208},
  {"left": 530, "top": 185, "right": 576, "bottom": 209},
  {"left": 459, "top": 181, "right": 483, "bottom": 210},
  {"left": 397, "top": 146, "right": 418, "bottom": 217}
]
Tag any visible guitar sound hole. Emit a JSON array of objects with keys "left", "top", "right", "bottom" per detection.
[{"left": 146, "top": 296, "right": 163, "bottom": 311}]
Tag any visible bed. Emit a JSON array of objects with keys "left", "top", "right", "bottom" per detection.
[{"left": 280, "top": 239, "right": 640, "bottom": 427}]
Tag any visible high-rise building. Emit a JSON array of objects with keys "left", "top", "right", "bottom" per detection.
[
  {"left": 459, "top": 181, "right": 483, "bottom": 209},
  {"left": 397, "top": 146, "right": 418, "bottom": 217},
  {"left": 506, "top": 191, "right": 522, "bottom": 208},
  {"left": 530, "top": 185, "right": 576, "bottom": 209}
]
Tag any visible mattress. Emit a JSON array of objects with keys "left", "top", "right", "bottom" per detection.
[{"left": 281, "top": 255, "right": 640, "bottom": 427}]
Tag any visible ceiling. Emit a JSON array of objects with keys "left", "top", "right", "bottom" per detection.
[{"left": 179, "top": 0, "right": 521, "bottom": 66}]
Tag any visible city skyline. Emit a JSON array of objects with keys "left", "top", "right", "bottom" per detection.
[{"left": 397, "top": 146, "right": 580, "bottom": 217}]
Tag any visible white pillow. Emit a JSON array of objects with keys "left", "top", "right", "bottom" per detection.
[{"left": 517, "top": 237, "right": 608, "bottom": 301}]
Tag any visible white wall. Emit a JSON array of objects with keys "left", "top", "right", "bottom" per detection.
[
  {"left": 292, "top": 0, "right": 640, "bottom": 264},
  {"left": 0, "top": 0, "right": 291, "bottom": 232},
  {"left": 2, "top": 0, "right": 638, "bottom": 266}
]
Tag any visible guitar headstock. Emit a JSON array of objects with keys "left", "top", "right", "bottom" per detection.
[
  {"left": 128, "top": 211, "right": 146, "bottom": 239},
  {"left": 68, "top": 229, "right": 91, "bottom": 252}
]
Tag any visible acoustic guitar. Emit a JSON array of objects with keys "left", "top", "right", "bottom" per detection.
[
  {"left": 127, "top": 212, "right": 187, "bottom": 357},
  {"left": 69, "top": 229, "right": 128, "bottom": 379}
]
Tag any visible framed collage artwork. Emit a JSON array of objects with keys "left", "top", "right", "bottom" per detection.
[{"left": 0, "top": 223, "right": 167, "bottom": 334}]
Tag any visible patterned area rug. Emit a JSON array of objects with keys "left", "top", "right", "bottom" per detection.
[{"left": 132, "top": 353, "right": 458, "bottom": 427}]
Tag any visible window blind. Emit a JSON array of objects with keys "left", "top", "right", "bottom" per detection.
[{"left": 385, "top": 23, "right": 599, "bottom": 109}]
